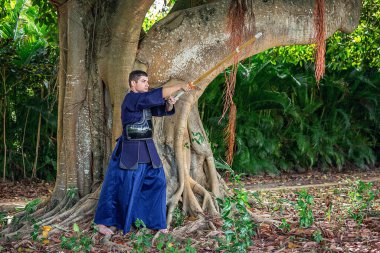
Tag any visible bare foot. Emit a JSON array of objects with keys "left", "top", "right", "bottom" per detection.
[
  {"left": 97, "top": 224, "right": 115, "bottom": 235},
  {"left": 159, "top": 228, "right": 169, "bottom": 234}
]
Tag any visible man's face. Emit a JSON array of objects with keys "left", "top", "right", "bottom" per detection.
[{"left": 131, "top": 76, "right": 149, "bottom": 93}]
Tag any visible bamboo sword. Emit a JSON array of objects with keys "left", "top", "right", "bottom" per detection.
[{"left": 175, "top": 32, "right": 263, "bottom": 99}]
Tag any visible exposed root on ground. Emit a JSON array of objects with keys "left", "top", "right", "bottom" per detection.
[
  {"left": 101, "top": 234, "right": 132, "bottom": 251},
  {"left": 171, "top": 216, "right": 218, "bottom": 238},
  {"left": 189, "top": 177, "right": 218, "bottom": 214},
  {"left": 38, "top": 194, "right": 80, "bottom": 225},
  {"left": 0, "top": 188, "right": 101, "bottom": 239}
]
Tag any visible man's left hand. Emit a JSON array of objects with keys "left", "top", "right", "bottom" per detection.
[{"left": 167, "top": 96, "right": 178, "bottom": 105}]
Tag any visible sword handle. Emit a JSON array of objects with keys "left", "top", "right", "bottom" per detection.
[{"left": 174, "top": 90, "right": 185, "bottom": 99}]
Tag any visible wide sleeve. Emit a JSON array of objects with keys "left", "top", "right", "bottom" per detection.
[
  {"left": 123, "top": 88, "right": 166, "bottom": 112},
  {"left": 151, "top": 104, "right": 175, "bottom": 117}
]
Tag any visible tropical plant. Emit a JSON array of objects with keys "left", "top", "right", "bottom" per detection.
[{"left": 0, "top": 0, "right": 58, "bottom": 180}]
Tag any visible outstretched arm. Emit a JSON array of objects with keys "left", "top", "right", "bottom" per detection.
[{"left": 162, "top": 83, "right": 191, "bottom": 98}]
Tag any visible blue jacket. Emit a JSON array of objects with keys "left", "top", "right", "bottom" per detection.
[{"left": 120, "top": 88, "right": 175, "bottom": 169}]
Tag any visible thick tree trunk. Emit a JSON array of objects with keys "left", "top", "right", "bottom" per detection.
[{"left": 1, "top": 0, "right": 361, "bottom": 237}]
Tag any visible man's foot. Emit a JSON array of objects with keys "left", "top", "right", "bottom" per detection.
[
  {"left": 97, "top": 224, "right": 115, "bottom": 235},
  {"left": 159, "top": 228, "right": 169, "bottom": 234}
]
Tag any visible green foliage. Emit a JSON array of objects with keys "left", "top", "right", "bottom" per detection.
[
  {"left": 295, "top": 189, "right": 314, "bottom": 228},
  {"left": 0, "top": 211, "right": 8, "bottom": 229},
  {"left": 24, "top": 198, "right": 42, "bottom": 214},
  {"left": 347, "top": 180, "right": 378, "bottom": 225},
  {"left": 30, "top": 0, "right": 58, "bottom": 40},
  {"left": 172, "top": 206, "right": 186, "bottom": 228},
  {"left": 12, "top": 198, "right": 41, "bottom": 225},
  {"left": 279, "top": 218, "right": 291, "bottom": 232},
  {"left": 216, "top": 168, "right": 257, "bottom": 252},
  {"left": 67, "top": 187, "right": 79, "bottom": 199},
  {"left": 312, "top": 230, "right": 323, "bottom": 243},
  {"left": 60, "top": 223, "right": 92, "bottom": 253},
  {"left": 131, "top": 219, "right": 153, "bottom": 253},
  {"left": 201, "top": 59, "right": 379, "bottom": 175},
  {"left": 30, "top": 223, "right": 40, "bottom": 241},
  {"left": 0, "top": 0, "right": 58, "bottom": 181},
  {"left": 191, "top": 131, "right": 205, "bottom": 145},
  {"left": 155, "top": 234, "right": 196, "bottom": 253},
  {"left": 143, "top": 0, "right": 176, "bottom": 31},
  {"left": 325, "top": 0, "right": 380, "bottom": 70},
  {"left": 184, "top": 240, "right": 197, "bottom": 253}
]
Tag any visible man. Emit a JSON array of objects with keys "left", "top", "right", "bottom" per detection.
[{"left": 94, "top": 70, "right": 191, "bottom": 235}]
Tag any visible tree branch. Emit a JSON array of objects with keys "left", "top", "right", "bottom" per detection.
[{"left": 137, "top": 0, "right": 361, "bottom": 87}]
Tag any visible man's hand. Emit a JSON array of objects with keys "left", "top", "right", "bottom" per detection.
[
  {"left": 167, "top": 95, "right": 178, "bottom": 105},
  {"left": 165, "top": 95, "right": 177, "bottom": 111},
  {"left": 162, "top": 82, "right": 199, "bottom": 98}
]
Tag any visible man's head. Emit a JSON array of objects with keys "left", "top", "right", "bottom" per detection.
[{"left": 129, "top": 70, "right": 149, "bottom": 93}]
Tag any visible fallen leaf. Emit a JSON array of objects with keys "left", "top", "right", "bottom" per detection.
[
  {"left": 303, "top": 241, "right": 317, "bottom": 248},
  {"left": 187, "top": 216, "right": 198, "bottom": 221},
  {"left": 321, "top": 228, "right": 334, "bottom": 238},
  {"left": 50, "top": 237, "right": 61, "bottom": 243},
  {"left": 42, "top": 230, "right": 49, "bottom": 238},
  {"left": 330, "top": 245, "right": 344, "bottom": 252},
  {"left": 42, "top": 226, "right": 52, "bottom": 232},
  {"left": 288, "top": 242, "right": 300, "bottom": 249}
]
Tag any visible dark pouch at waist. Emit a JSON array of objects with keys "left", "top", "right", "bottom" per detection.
[
  {"left": 125, "top": 120, "right": 153, "bottom": 140},
  {"left": 125, "top": 109, "right": 153, "bottom": 140}
]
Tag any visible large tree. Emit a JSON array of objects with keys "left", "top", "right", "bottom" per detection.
[{"left": 2, "top": 0, "right": 361, "bottom": 236}]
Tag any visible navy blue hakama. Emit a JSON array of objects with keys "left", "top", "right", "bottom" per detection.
[{"left": 94, "top": 138, "right": 167, "bottom": 234}]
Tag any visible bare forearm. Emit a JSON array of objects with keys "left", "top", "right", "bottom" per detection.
[{"left": 162, "top": 83, "right": 186, "bottom": 98}]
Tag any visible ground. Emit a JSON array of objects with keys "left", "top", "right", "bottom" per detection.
[
  {"left": 0, "top": 179, "right": 52, "bottom": 213},
  {"left": 0, "top": 169, "right": 379, "bottom": 252}
]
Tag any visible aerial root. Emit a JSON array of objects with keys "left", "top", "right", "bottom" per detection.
[
  {"left": 37, "top": 193, "right": 79, "bottom": 224},
  {"left": 0, "top": 193, "right": 98, "bottom": 240},
  {"left": 183, "top": 179, "right": 203, "bottom": 215},
  {"left": 40, "top": 194, "right": 94, "bottom": 228},
  {"left": 171, "top": 216, "right": 214, "bottom": 238},
  {"left": 189, "top": 177, "right": 219, "bottom": 214}
]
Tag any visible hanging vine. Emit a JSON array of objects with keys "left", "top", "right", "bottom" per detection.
[
  {"left": 223, "top": 0, "right": 255, "bottom": 166},
  {"left": 314, "top": 0, "right": 326, "bottom": 83}
]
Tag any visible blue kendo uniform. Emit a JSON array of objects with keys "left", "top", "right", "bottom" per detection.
[{"left": 94, "top": 87, "right": 174, "bottom": 234}]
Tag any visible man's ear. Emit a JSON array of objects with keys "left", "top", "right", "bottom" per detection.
[{"left": 130, "top": 80, "right": 136, "bottom": 88}]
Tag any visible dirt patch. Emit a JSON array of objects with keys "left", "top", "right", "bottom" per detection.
[
  {"left": 238, "top": 168, "right": 380, "bottom": 190},
  {"left": 0, "top": 179, "right": 53, "bottom": 212}
]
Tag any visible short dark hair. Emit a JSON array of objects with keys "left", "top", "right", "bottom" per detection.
[{"left": 129, "top": 70, "right": 148, "bottom": 86}]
